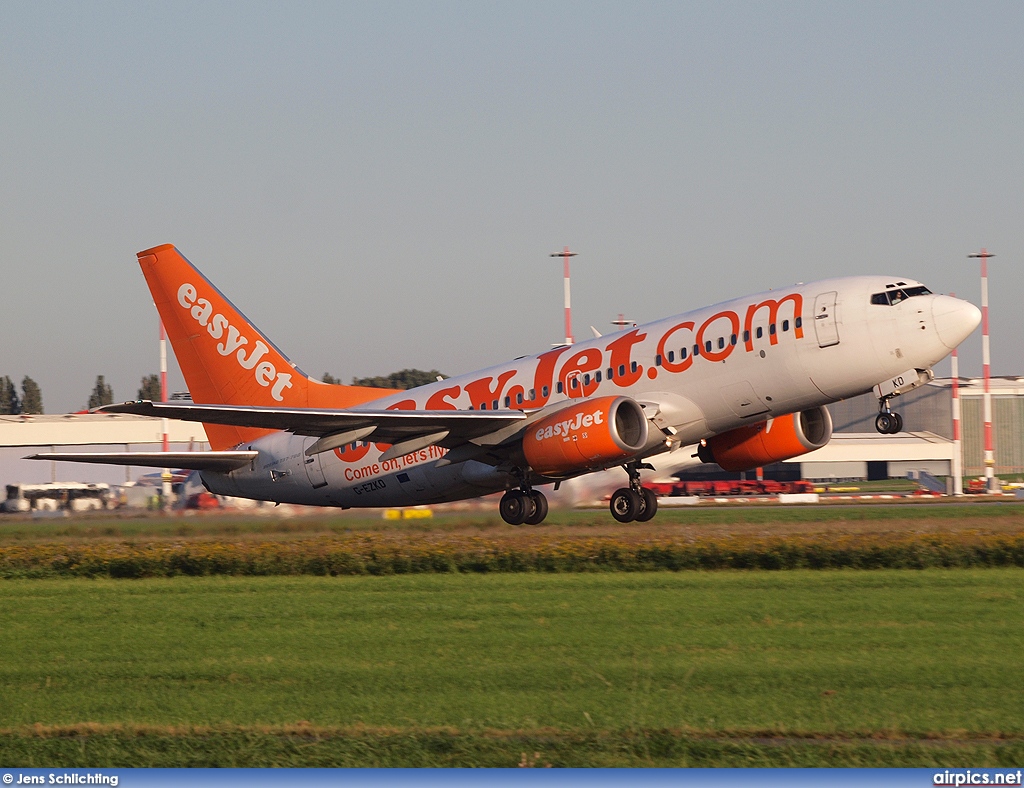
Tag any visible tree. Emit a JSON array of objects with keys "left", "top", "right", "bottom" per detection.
[
  {"left": 350, "top": 369, "right": 446, "bottom": 390},
  {"left": 0, "top": 376, "right": 19, "bottom": 415},
  {"left": 138, "top": 374, "right": 161, "bottom": 401},
  {"left": 87, "top": 375, "right": 113, "bottom": 410},
  {"left": 322, "top": 373, "right": 340, "bottom": 385},
  {"left": 20, "top": 376, "right": 43, "bottom": 414}
]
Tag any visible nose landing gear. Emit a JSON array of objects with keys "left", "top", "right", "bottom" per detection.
[
  {"left": 875, "top": 398, "right": 903, "bottom": 434},
  {"left": 610, "top": 460, "right": 658, "bottom": 523}
]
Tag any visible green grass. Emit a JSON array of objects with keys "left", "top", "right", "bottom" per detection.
[
  {"left": 1, "top": 570, "right": 1023, "bottom": 765},
  {"left": 0, "top": 502, "right": 1021, "bottom": 544},
  {"left": 4, "top": 728, "right": 1024, "bottom": 767}
]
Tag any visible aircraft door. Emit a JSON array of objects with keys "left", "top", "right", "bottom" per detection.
[
  {"left": 302, "top": 437, "right": 328, "bottom": 489},
  {"left": 813, "top": 291, "right": 840, "bottom": 348}
]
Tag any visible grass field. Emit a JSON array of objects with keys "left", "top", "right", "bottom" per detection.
[
  {"left": 1, "top": 501, "right": 1022, "bottom": 545},
  {"left": 2, "top": 569, "right": 1024, "bottom": 765}
]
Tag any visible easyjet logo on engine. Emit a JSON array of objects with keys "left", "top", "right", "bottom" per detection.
[
  {"left": 177, "top": 283, "right": 293, "bottom": 401},
  {"left": 535, "top": 409, "right": 604, "bottom": 442}
]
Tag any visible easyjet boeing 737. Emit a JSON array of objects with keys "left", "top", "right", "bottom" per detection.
[{"left": 30, "top": 245, "right": 980, "bottom": 523}]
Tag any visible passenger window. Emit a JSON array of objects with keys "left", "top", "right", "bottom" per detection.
[
  {"left": 607, "top": 368, "right": 614, "bottom": 380},
  {"left": 618, "top": 364, "right": 626, "bottom": 377},
  {"left": 795, "top": 317, "right": 802, "bottom": 329},
  {"left": 542, "top": 385, "right": 549, "bottom": 397},
  {"left": 570, "top": 378, "right": 579, "bottom": 390},
  {"left": 556, "top": 382, "right": 563, "bottom": 394},
  {"left": 505, "top": 396, "right": 511, "bottom": 408},
  {"left": 782, "top": 320, "right": 789, "bottom": 332},
  {"left": 480, "top": 402, "right": 487, "bottom": 410},
  {"left": 756, "top": 327, "right": 763, "bottom": 339},
  {"left": 595, "top": 371, "right": 602, "bottom": 383},
  {"left": 492, "top": 399, "right": 499, "bottom": 410},
  {"left": 631, "top": 361, "right": 638, "bottom": 373},
  {"left": 680, "top": 347, "right": 687, "bottom": 359},
  {"left": 667, "top": 350, "right": 675, "bottom": 363},
  {"left": 743, "top": 330, "right": 750, "bottom": 343},
  {"left": 704, "top": 340, "right": 712, "bottom": 353},
  {"left": 717, "top": 337, "right": 725, "bottom": 350},
  {"left": 583, "top": 374, "right": 590, "bottom": 386},
  {"left": 769, "top": 324, "right": 776, "bottom": 336},
  {"left": 693, "top": 344, "right": 700, "bottom": 357},
  {"left": 516, "top": 393, "right": 523, "bottom": 405},
  {"left": 655, "top": 354, "right": 662, "bottom": 366},
  {"left": 730, "top": 334, "right": 737, "bottom": 346}
]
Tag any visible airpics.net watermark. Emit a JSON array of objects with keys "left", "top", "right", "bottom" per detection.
[
  {"left": 934, "top": 771, "right": 1024, "bottom": 786},
  {"left": 3, "top": 775, "right": 117, "bottom": 787}
]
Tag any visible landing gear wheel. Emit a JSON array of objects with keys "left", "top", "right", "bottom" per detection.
[
  {"left": 893, "top": 413, "right": 903, "bottom": 433},
  {"left": 875, "top": 412, "right": 896, "bottom": 435},
  {"left": 635, "top": 487, "right": 658, "bottom": 522},
  {"left": 523, "top": 490, "right": 549, "bottom": 525},
  {"left": 610, "top": 487, "right": 641, "bottom": 523},
  {"left": 499, "top": 490, "right": 529, "bottom": 525}
]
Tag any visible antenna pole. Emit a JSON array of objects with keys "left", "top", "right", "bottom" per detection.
[
  {"left": 160, "top": 319, "right": 172, "bottom": 511},
  {"left": 550, "top": 247, "right": 577, "bottom": 345},
  {"left": 968, "top": 250, "right": 997, "bottom": 493},
  {"left": 949, "top": 293, "right": 962, "bottom": 496}
]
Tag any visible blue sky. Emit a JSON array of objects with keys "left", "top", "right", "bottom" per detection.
[{"left": 1, "top": 1, "right": 1021, "bottom": 413}]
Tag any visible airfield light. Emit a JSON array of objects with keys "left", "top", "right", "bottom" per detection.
[
  {"left": 550, "top": 247, "right": 577, "bottom": 345},
  {"left": 949, "top": 293, "right": 962, "bottom": 496},
  {"left": 967, "top": 250, "right": 997, "bottom": 493},
  {"left": 160, "top": 319, "right": 172, "bottom": 510}
]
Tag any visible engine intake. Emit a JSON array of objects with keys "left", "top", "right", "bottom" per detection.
[
  {"left": 698, "top": 406, "right": 832, "bottom": 472},
  {"left": 523, "top": 396, "right": 649, "bottom": 476}
]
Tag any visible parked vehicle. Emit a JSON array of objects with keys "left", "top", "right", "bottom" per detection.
[{"left": 1, "top": 482, "right": 113, "bottom": 513}]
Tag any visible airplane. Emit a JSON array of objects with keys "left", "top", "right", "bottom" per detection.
[{"left": 28, "top": 245, "right": 981, "bottom": 524}]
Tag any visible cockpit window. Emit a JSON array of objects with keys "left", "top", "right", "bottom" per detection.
[{"left": 870, "top": 285, "right": 932, "bottom": 305}]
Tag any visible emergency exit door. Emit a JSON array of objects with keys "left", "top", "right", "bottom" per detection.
[{"left": 813, "top": 291, "right": 840, "bottom": 347}]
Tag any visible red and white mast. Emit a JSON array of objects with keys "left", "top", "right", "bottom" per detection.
[
  {"left": 550, "top": 246, "right": 577, "bottom": 345},
  {"left": 949, "top": 293, "right": 962, "bottom": 496},
  {"left": 160, "top": 319, "right": 172, "bottom": 510},
  {"left": 968, "top": 249, "right": 997, "bottom": 493}
]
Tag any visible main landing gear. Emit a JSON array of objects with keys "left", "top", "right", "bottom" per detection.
[
  {"left": 499, "top": 487, "right": 549, "bottom": 525},
  {"left": 609, "top": 461, "right": 658, "bottom": 523},
  {"left": 874, "top": 397, "right": 903, "bottom": 435}
]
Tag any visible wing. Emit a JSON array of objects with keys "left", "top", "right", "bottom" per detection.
[
  {"left": 24, "top": 451, "right": 258, "bottom": 471},
  {"left": 96, "top": 401, "right": 529, "bottom": 457}
]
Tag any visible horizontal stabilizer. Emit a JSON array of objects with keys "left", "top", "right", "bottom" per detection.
[
  {"left": 97, "top": 401, "right": 528, "bottom": 446},
  {"left": 24, "top": 451, "right": 258, "bottom": 472}
]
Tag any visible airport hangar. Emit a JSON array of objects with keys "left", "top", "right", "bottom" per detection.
[{"left": 0, "top": 377, "right": 1021, "bottom": 490}]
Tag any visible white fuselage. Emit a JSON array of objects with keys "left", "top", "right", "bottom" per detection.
[{"left": 201, "top": 276, "right": 977, "bottom": 508}]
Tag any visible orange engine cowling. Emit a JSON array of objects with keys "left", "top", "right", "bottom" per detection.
[
  {"left": 698, "top": 406, "right": 832, "bottom": 472},
  {"left": 523, "top": 396, "right": 649, "bottom": 476}
]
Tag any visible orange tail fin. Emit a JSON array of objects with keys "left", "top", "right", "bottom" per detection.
[{"left": 137, "top": 244, "right": 398, "bottom": 449}]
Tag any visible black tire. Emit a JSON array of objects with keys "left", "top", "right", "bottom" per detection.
[
  {"left": 635, "top": 487, "right": 658, "bottom": 522},
  {"left": 875, "top": 413, "right": 895, "bottom": 434},
  {"left": 610, "top": 487, "right": 641, "bottom": 523},
  {"left": 524, "top": 491, "right": 549, "bottom": 525},
  {"left": 499, "top": 491, "right": 528, "bottom": 525},
  {"left": 893, "top": 413, "right": 903, "bottom": 433}
]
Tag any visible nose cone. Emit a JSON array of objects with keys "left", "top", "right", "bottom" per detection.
[{"left": 932, "top": 295, "right": 981, "bottom": 349}]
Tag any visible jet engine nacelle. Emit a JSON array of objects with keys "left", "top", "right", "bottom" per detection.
[
  {"left": 698, "top": 406, "right": 832, "bottom": 472},
  {"left": 523, "top": 396, "right": 649, "bottom": 477}
]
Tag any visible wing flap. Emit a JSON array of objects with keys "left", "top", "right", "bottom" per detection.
[{"left": 24, "top": 451, "right": 258, "bottom": 472}]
